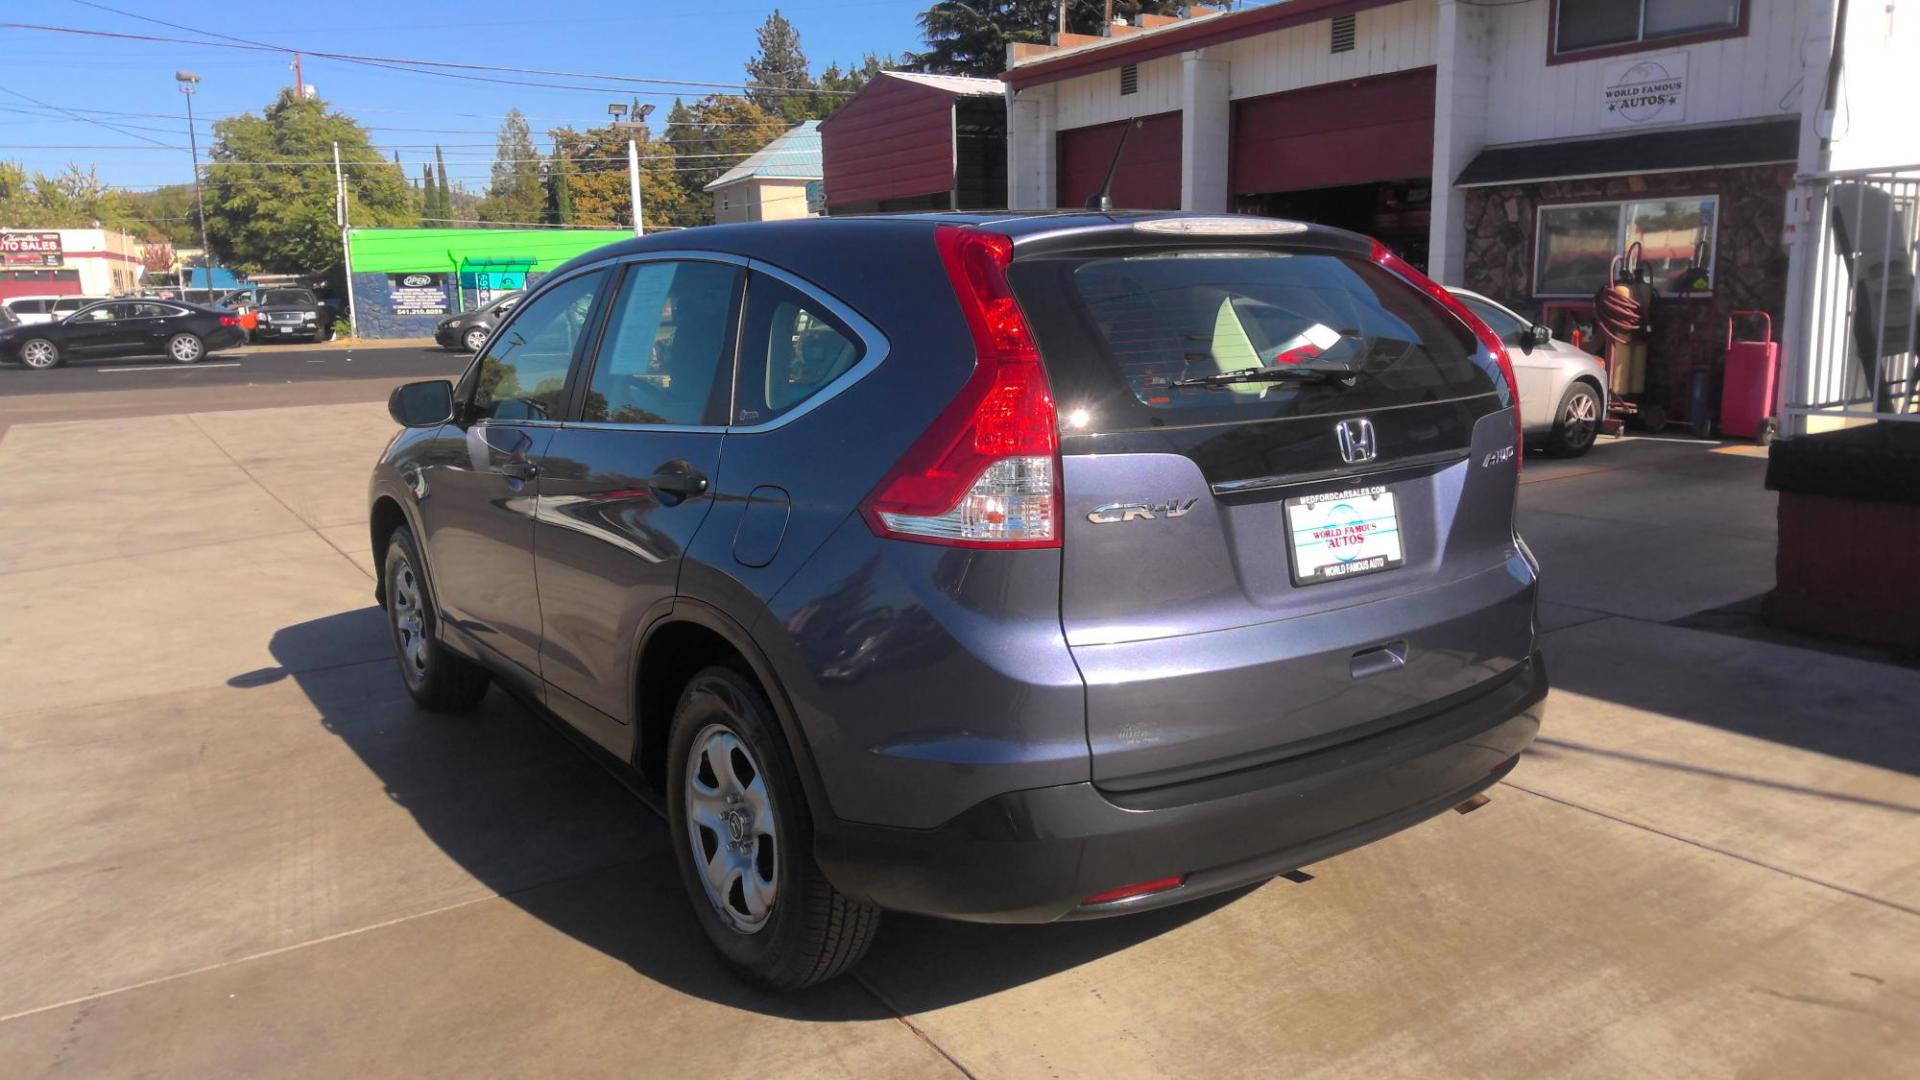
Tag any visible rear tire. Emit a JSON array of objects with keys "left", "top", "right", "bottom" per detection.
[
  {"left": 1547, "top": 382, "right": 1601, "bottom": 457},
  {"left": 167, "top": 333, "right": 205, "bottom": 364},
  {"left": 667, "top": 666, "right": 880, "bottom": 988},
  {"left": 18, "top": 338, "right": 61, "bottom": 369},
  {"left": 383, "top": 525, "right": 491, "bottom": 712}
]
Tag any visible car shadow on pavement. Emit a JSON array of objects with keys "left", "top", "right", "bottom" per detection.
[{"left": 243, "top": 607, "right": 1240, "bottom": 1017}]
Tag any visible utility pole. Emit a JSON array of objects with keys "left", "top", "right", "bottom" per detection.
[
  {"left": 1058, "top": 0, "right": 1067, "bottom": 36},
  {"left": 292, "top": 52, "right": 304, "bottom": 98},
  {"left": 334, "top": 141, "right": 355, "bottom": 328},
  {"left": 175, "top": 71, "right": 214, "bottom": 300}
]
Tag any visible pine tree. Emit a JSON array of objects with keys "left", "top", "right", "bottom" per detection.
[
  {"left": 479, "top": 109, "right": 544, "bottom": 224},
  {"left": 746, "top": 10, "right": 817, "bottom": 121},
  {"left": 420, "top": 162, "right": 437, "bottom": 226},
  {"left": 434, "top": 146, "right": 453, "bottom": 223},
  {"left": 548, "top": 149, "right": 574, "bottom": 225},
  {"left": 914, "top": 1, "right": 1182, "bottom": 77}
]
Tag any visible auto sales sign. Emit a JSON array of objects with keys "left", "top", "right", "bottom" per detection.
[{"left": 1, "top": 231, "right": 63, "bottom": 268}]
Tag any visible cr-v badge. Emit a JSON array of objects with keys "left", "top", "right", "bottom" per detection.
[
  {"left": 1336, "top": 418, "right": 1377, "bottom": 465},
  {"left": 1087, "top": 498, "right": 1199, "bottom": 524}
]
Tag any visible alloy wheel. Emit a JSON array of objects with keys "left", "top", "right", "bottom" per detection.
[
  {"left": 464, "top": 328, "right": 488, "bottom": 353},
  {"left": 20, "top": 340, "right": 56, "bottom": 369},
  {"left": 684, "top": 723, "right": 779, "bottom": 934},
  {"left": 1564, "top": 390, "right": 1598, "bottom": 450},
  {"left": 390, "top": 556, "right": 430, "bottom": 685},
  {"left": 170, "top": 336, "right": 203, "bottom": 363}
]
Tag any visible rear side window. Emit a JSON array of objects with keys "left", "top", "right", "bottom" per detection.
[
  {"left": 10, "top": 300, "right": 44, "bottom": 315},
  {"left": 734, "top": 273, "right": 864, "bottom": 426},
  {"left": 580, "top": 260, "right": 740, "bottom": 426},
  {"left": 470, "top": 270, "right": 606, "bottom": 422},
  {"left": 1010, "top": 250, "right": 1492, "bottom": 433}
]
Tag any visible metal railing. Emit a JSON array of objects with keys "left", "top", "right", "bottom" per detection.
[{"left": 1785, "top": 164, "right": 1920, "bottom": 428}]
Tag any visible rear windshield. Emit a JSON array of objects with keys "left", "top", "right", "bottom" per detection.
[{"left": 1010, "top": 249, "right": 1493, "bottom": 433}]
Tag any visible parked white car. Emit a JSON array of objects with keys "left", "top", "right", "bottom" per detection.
[
  {"left": 1450, "top": 288, "right": 1609, "bottom": 457},
  {"left": 3, "top": 295, "right": 100, "bottom": 326}
]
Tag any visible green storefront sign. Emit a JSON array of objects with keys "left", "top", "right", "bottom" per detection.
[{"left": 348, "top": 227, "right": 630, "bottom": 313}]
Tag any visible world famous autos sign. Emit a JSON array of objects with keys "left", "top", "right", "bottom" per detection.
[
  {"left": 1, "top": 231, "right": 63, "bottom": 268},
  {"left": 1600, "top": 52, "right": 1688, "bottom": 131}
]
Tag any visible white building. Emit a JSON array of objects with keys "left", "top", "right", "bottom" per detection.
[{"left": 0, "top": 227, "right": 142, "bottom": 302}]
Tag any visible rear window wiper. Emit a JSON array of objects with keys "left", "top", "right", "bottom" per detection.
[{"left": 1169, "top": 362, "right": 1358, "bottom": 389}]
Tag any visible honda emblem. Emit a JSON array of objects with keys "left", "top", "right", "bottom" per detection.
[{"left": 1335, "top": 418, "right": 1377, "bottom": 465}]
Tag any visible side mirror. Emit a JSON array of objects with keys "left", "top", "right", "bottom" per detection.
[
  {"left": 1523, "top": 324, "right": 1552, "bottom": 353},
  {"left": 388, "top": 379, "right": 455, "bottom": 427}
]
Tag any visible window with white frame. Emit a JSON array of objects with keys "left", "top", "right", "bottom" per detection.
[
  {"left": 1554, "top": 0, "right": 1741, "bottom": 55},
  {"left": 1533, "top": 195, "right": 1718, "bottom": 297}
]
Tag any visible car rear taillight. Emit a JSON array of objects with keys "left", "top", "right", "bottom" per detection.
[
  {"left": 219, "top": 315, "right": 239, "bottom": 327},
  {"left": 859, "top": 225, "right": 1061, "bottom": 548},
  {"left": 1371, "top": 241, "right": 1523, "bottom": 465}
]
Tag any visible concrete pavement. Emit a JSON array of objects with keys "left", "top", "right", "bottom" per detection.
[{"left": 1, "top": 404, "right": 1915, "bottom": 1078}]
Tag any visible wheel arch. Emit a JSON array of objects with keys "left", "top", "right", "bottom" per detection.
[
  {"left": 368, "top": 492, "right": 419, "bottom": 608},
  {"left": 630, "top": 600, "right": 833, "bottom": 825}
]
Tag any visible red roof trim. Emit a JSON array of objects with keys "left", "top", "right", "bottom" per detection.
[{"left": 1003, "top": 0, "right": 1405, "bottom": 89}]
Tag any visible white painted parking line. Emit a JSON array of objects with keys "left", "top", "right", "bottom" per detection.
[{"left": 97, "top": 362, "right": 242, "bottom": 373}]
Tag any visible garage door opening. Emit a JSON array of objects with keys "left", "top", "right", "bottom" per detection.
[{"left": 1237, "top": 179, "right": 1432, "bottom": 271}]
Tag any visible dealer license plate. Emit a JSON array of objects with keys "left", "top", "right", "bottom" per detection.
[{"left": 1285, "top": 485, "right": 1405, "bottom": 586}]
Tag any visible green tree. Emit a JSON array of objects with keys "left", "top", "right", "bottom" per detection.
[
  {"left": 199, "top": 89, "right": 412, "bottom": 279},
  {"left": 419, "top": 163, "right": 437, "bottom": 226},
  {"left": 547, "top": 148, "right": 574, "bottom": 225},
  {"left": 478, "top": 108, "right": 545, "bottom": 224},
  {"left": 434, "top": 146, "right": 454, "bottom": 222},
  {"left": 914, "top": 1, "right": 1180, "bottom": 77},
  {"left": 746, "top": 10, "right": 818, "bottom": 122},
  {"left": 547, "top": 122, "right": 690, "bottom": 231},
  {"left": 123, "top": 184, "right": 200, "bottom": 245},
  {"left": 814, "top": 54, "right": 894, "bottom": 117},
  {"left": 0, "top": 162, "right": 138, "bottom": 231},
  {"left": 663, "top": 95, "right": 789, "bottom": 224}
]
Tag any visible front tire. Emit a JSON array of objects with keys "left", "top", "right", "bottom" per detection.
[
  {"left": 668, "top": 666, "right": 880, "bottom": 988},
  {"left": 1547, "top": 382, "right": 1601, "bottom": 457},
  {"left": 167, "top": 333, "right": 205, "bottom": 364},
  {"left": 383, "top": 525, "right": 491, "bottom": 712},
  {"left": 18, "top": 338, "right": 61, "bottom": 369},
  {"left": 463, "top": 327, "right": 489, "bottom": 353}
]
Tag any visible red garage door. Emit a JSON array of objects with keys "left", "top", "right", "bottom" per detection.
[
  {"left": 1057, "top": 111, "right": 1182, "bottom": 210},
  {"left": 1232, "top": 68, "right": 1436, "bottom": 195}
]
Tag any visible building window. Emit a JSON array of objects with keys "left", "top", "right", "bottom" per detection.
[
  {"left": 1534, "top": 195, "right": 1718, "bottom": 297},
  {"left": 1554, "top": 0, "right": 1741, "bottom": 56},
  {"left": 1330, "top": 14, "right": 1356, "bottom": 53},
  {"left": 1119, "top": 64, "right": 1138, "bottom": 96}
]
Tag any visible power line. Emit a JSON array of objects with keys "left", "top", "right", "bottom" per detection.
[
  {"left": 0, "top": 83, "right": 175, "bottom": 148},
  {"left": 31, "top": 7, "right": 854, "bottom": 98}
]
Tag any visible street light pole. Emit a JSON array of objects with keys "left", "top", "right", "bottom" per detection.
[
  {"left": 608, "top": 102, "right": 655, "bottom": 237},
  {"left": 176, "top": 71, "right": 214, "bottom": 300}
]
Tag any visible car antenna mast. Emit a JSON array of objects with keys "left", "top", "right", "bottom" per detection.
[{"left": 1084, "top": 118, "right": 1139, "bottom": 211}]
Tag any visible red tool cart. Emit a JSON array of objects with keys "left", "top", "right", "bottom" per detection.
[{"left": 1720, "top": 311, "right": 1780, "bottom": 442}]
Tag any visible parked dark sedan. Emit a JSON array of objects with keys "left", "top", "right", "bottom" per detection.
[
  {"left": 0, "top": 299, "right": 246, "bottom": 369},
  {"left": 252, "top": 288, "right": 332, "bottom": 343},
  {"left": 433, "top": 290, "right": 523, "bottom": 353}
]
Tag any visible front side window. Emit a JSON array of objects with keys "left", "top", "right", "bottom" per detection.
[
  {"left": 580, "top": 260, "right": 741, "bottom": 426},
  {"left": 734, "top": 274, "right": 864, "bottom": 425},
  {"left": 73, "top": 304, "right": 124, "bottom": 323},
  {"left": 1555, "top": 0, "right": 1741, "bottom": 55},
  {"left": 469, "top": 270, "right": 606, "bottom": 422},
  {"left": 1534, "top": 196, "right": 1717, "bottom": 296}
]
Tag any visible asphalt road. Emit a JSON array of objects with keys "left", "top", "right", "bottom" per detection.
[{"left": 0, "top": 341, "right": 470, "bottom": 395}]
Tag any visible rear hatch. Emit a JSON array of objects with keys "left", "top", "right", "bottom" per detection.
[{"left": 1007, "top": 223, "right": 1534, "bottom": 790}]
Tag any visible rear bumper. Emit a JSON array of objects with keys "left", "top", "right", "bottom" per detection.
[{"left": 814, "top": 652, "right": 1546, "bottom": 923}]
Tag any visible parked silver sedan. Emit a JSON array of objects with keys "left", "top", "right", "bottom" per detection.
[{"left": 1450, "top": 288, "right": 1609, "bottom": 457}]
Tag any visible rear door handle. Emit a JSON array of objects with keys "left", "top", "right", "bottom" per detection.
[
  {"left": 499, "top": 460, "right": 537, "bottom": 480},
  {"left": 648, "top": 462, "right": 709, "bottom": 503}
]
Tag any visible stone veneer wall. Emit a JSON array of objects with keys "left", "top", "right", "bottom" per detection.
[{"left": 1462, "top": 164, "right": 1793, "bottom": 415}]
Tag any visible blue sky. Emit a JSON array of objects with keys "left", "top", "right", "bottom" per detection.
[{"left": 0, "top": 0, "right": 928, "bottom": 193}]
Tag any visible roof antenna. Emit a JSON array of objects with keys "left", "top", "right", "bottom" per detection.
[{"left": 1085, "top": 118, "right": 1139, "bottom": 211}]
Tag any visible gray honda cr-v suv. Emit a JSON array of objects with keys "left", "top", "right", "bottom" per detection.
[{"left": 370, "top": 212, "right": 1546, "bottom": 988}]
